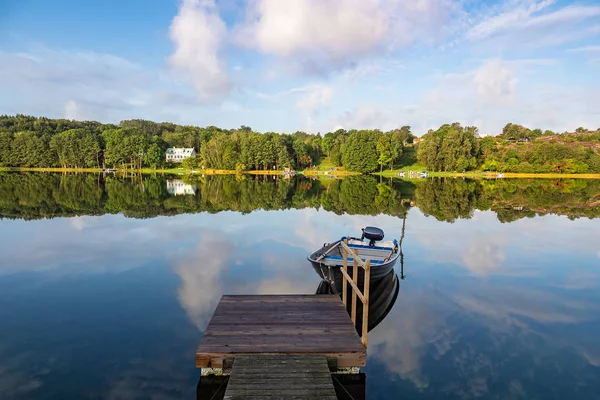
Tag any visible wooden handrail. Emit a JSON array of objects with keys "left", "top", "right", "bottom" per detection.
[
  {"left": 341, "top": 239, "right": 371, "bottom": 348},
  {"left": 339, "top": 269, "right": 366, "bottom": 304}
]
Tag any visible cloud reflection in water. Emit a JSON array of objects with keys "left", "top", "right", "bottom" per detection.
[{"left": 0, "top": 206, "right": 599, "bottom": 399}]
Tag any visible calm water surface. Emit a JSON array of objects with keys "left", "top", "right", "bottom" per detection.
[{"left": 1, "top": 173, "right": 599, "bottom": 399}]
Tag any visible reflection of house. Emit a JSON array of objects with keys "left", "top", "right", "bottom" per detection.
[
  {"left": 166, "top": 148, "right": 196, "bottom": 163},
  {"left": 167, "top": 180, "right": 197, "bottom": 196},
  {"left": 413, "top": 137, "right": 424, "bottom": 144}
]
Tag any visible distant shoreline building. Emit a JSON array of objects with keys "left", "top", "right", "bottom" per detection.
[
  {"left": 166, "top": 180, "right": 197, "bottom": 196},
  {"left": 166, "top": 148, "right": 196, "bottom": 163}
]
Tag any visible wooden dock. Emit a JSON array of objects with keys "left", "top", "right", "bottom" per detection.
[
  {"left": 223, "top": 355, "right": 337, "bottom": 399},
  {"left": 196, "top": 294, "right": 366, "bottom": 370},
  {"left": 196, "top": 241, "right": 374, "bottom": 398}
]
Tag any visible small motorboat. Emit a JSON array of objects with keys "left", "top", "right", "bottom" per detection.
[{"left": 307, "top": 227, "right": 399, "bottom": 281}]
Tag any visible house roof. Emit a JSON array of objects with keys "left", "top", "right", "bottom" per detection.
[{"left": 166, "top": 148, "right": 195, "bottom": 154}]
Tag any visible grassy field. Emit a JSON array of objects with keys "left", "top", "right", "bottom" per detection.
[{"left": 301, "top": 157, "right": 356, "bottom": 176}]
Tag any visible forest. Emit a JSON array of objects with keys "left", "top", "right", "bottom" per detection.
[
  {"left": 0, "top": 115, "right": 412, "bottom": 173},
  {"left": 1, "top": 173, "right": 599, "bottom": 222},
  {"left": 1, "top": 115, "right": 599, "bottom": 173},
  {"left": 417, "top": 123, "right": 600, "bottom": 173}
]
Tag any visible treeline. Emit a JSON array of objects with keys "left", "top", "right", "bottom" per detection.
[
  {"left": 1, "top": 173, "right": 599, "bottom": 222},
  {"left": 2, "top": 115, "right": 599, "bottom": 174},
  {"left": 0, "top": 173, "right": 414, "bottom": 220},
  {"left": 0, "top": 115, "right": 414, "bottom": 172},
  {"left": 417, "top": 123, "right": 600, "bottom": 173},
  {"left": 416, "top": 178, "right": 600, "bottom": 222}
]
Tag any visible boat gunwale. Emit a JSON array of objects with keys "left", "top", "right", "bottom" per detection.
[{"left": 307, "top": 240, "right": 400, "bottom": 266}]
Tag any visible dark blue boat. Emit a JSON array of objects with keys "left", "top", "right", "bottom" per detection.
[{"left": 307, "top": 227, "right": 399, "bottom": 281}]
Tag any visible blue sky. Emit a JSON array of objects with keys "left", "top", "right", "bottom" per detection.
[{"left": 1, "top": 0, "right": 599, "bottom": 135}]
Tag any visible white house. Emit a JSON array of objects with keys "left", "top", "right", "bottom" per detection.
[
  {"left": 166, "top": 147, "right": 196, "bottom": 163},
  {"left": 166, "top": 180, "right": 197, "bottom": 196}
]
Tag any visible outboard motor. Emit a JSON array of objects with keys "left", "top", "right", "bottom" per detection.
[{"left": 361, "top": 226, "right": 385, "bottom": 247}]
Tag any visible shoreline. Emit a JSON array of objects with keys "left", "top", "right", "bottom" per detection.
[
  {"left": 1, "top": 167, "right": 600, "bottom": 179},
  {"left": 376, "top": 170, "right": 600, "bottom": 179}
]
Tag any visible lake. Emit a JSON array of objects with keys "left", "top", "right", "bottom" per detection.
[{"left": 1, "top": 173, "right": 599, "bottom": 400}]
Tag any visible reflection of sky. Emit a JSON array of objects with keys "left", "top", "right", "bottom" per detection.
[{"left": 0, "top": 208, "right": 599, "bottom": 399}]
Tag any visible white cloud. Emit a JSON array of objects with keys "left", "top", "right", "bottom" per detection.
[
  {"left": 173, "top": 234, "right": 232, "bottom": 331},
  {"left": 473, "top": 59, "right": 517, "bottom": 105},
  {"left": 336, "top": 105, "right": 395, "bottom": 131},
  {"left": 324, "top": 53, "right": 599, "bottom": 135},
  {"left": 236, "top": 0, "right": 454, "bottom": 72},
  {"left": 69, "top": 216, "right": 87, "bottom": 231},
  {"left": 369, "top": 290, "right": 445, "bottom": 388},
  {"left": 237, "top": 0, "right": 388, "bottom": 60},
  {"left": 406, "top": 57, "right": 599, "bottom": 135},
  {"left": 0, "top": 47, "right": 185, "bottom": 122},
  {"left": 326, "top": 58, "right": 519, "bottom": 133},
  {"left": 168, "top": 0, "right": 230, "bottom": 101},
  {"left": 467, "top": 0, "right": 556, "bottom": 40},
  {"left": 462, "top": 236, "right": 507, "bottom": 275},
  {"left": 525, "top": 5, "right": 600, "bottom": 28},
  {"left": 465, "top": 2, "right": 600, "bottom": 50}
]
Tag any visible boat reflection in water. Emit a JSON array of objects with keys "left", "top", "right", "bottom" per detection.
[
  {"left": 312, "top": 265, "right": 402, "bottom": 400},
  {"left": 313, "top": 265, "right": 400, "bottom": 334}
]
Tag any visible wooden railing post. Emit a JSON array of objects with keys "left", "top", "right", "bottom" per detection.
[
  {"left": 361, "top": 259, "right": 371, "bottom": 348},
  {"left": 339, "top": 240, "right": 372, "bottom": 349},
  {"left": 342, "top": 239, "right": 348, "bottom": 308},
  {"left": 351, "top": 258, "right": 358, "bottom": 325}
]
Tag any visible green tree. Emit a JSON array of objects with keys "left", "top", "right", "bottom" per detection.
[
  {"left": 293, "top": 139, "right": 312, "bottom": 169},
  {"left": 376, "top": 135, "right": 393, "bottom": 173},
  {"left": 341, "top": 130, "right": 379, "bottom": 173},
  {"left": 145, "top": 143, "right": 164, "bottom": 169},
  {"left": 387, "top": 128, "right": 406, "bottom": 168},
  {"left": 330, "top": 145, "right": 342, "bottom": 166},
  {"left": 181, "top": 156, "right": 199, "bottom": 170},
  {"left": 478, "top": 136, "right": 497, "bottom": 163},
  {"left": 322, "top": 133, "right": 335, "bottom": 156},
  {"left": 0, "top": 131, "right": 13, "bottom": 166},
  {"left": 102, "top": 129, "right": 129, "bottom": 168},
  {"left": 50, "top": 129, "right": 100, "bottom": 168},
  {"left": 417, "top": 123, "right": 478, "bottom": 171}
]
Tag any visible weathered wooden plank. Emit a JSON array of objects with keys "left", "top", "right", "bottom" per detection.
[
  {"left": 218, "top": 303, "right": 341, "bottom": 309},
  {"left": 206, "top": 317, "right": 353, "bottom": 324},
  {"left": 220, "top": 295, "right": 339, "bottom": 302},
  {"left": 199, "top": 334, "right": 363, "bottom": 343},
  {"left": 197, "top": 353, "right": 366, "bottom": 369},
  {"left": 202, "top": 325, "right": 354, "bottom": 332},
  {"left": 224, "top": 355, "right": 337, "bottom": 400},
  {"left": 197, "top": 347, "right": 365, "bottom": 354},
  {"left": 197, "top": 295, "right": 366, "bottom": 370}
]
